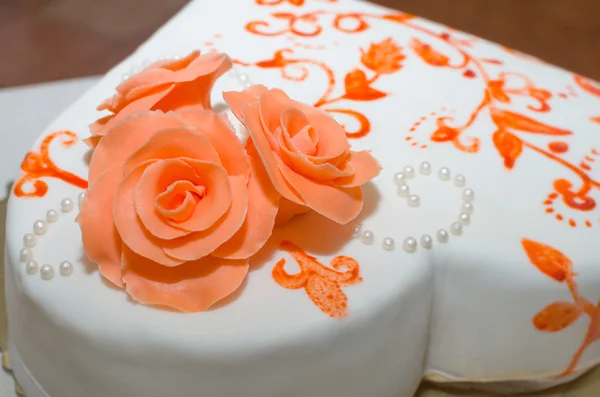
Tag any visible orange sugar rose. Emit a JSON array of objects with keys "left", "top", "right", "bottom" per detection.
[
  {"left": 224, "top": 85, "right": 381, "bottom": 225},
  {"left": 87, "top": 51, "right": 231, "bottom": 147},
  {"left": 79, "top": 110, "right": 279, "bottom": 312}
]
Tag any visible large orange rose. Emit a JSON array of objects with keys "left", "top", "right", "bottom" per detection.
[
  {"left": 87, "top": 51, "right": 231, "bottom": 147},
  {"left": 224, "top": 85, "right": 381, "bottom": 225},
  {"left": 79, "top": 110, "right": 279, "bottom": 312}
]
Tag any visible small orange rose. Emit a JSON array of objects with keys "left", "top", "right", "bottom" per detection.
[
  {"left": 87, "top": 51, "right": 232, "bottom": 147},
  {"left": 79, "top": 110, "right": 279, "bottom": 312},
  {"left": 224, "top": 85, "right": 381, "bottom": 225}
]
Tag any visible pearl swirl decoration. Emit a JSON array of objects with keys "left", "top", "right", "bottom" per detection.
[
  {"left": 20, "top": 196, "right": 79, "bottom": 279},
  {"left": 437, "top": 229, "right": 449, "bottom": 243},
  {"left": 438, "top": 167, "right": 451, "bottom": 181},
  {"left": 356, "top": 164, "right": 476, "bottom": 253},
  {"left": 402, "top": 237, "right": 418, "bottom": 253},
  {"left": 419, "top": 161, "right": 431, "bottom": 175},
  {"left": 397, "top": 184, "right": 410, "bottom": 197},
  {"left": 407, "top": 194, "right": 420, "bottom": 208},
  {"left": 33, "top": 220, "right": 47, "bottom": 235},
  {"left": 393, "top": 172, "right": 406, "bottom": 186},
  {"left": 382, "top": 237, "right": 395, "bottom": 251},
  {"left": 25, "top": 260, "right": 39, "bottom": 275},
  {"left": 59, "top": 261, "right": 74, "bottom": 276},
  {"left": 420, "top": 234, "right": 433, "bottom": 249},
  {"left": 61, "top": 198, "right": 74, "bottom": 213},
  {"left": 40, "top": 264, "right": 55, "bottom": 280},
  {"left": 23, "top": 233, "right": 37, "bottom": 248},
  {"left": 361, "top": 230, "right": 375, "bottom": 245},
  {"left": 46, "top": 209, "right": 59, "bottom": 223},
  {"left": 462, "top": 188, "right": 475, "bottom": 202},
  {"left": 402, "top": 165, "right": 415, "bottom": 178}
]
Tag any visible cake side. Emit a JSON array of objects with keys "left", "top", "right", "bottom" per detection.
[{"left": 5, "top": 0, "right": 600, "bottom": 396}]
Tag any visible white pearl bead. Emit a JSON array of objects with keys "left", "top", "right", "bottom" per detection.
[
  {"left": 393, "top": 172, "right": 406, "bottom": 186},
  {"left": 244, "top": 82, "right": 253, "bottom": 89},
  {"left": 403, "top": 237, "right": 418, "bottom": 253},
  {"left": 352, "top": 225, "right": 361, "bottom": 239},
  {"left": 121, "top": 73, "right": 130, "bottom": 81},
  {"left": 361, "top": 230, "right": 375, "bottom": 245},
  {"left": 419, "top": 162, "right": 431, "bottom": 175},
  {"left": 459, "top": 212, "right": 471, "bottom": 225},
  {"left": 462, "top": 188, "right": 475, "bottom": 202},
  {"left": 33, "top": 220, "right": 47, "bottom": 235},
  {"left": 407, "top": 194, "right": 420, "bottom": 207},
  {"left": 450, "top": 221, "right": 463, "bottom": 235},
  {"left": 437, "top": 229, "right": 449, "bottom": 243},
  {"left": 461, "top": 202, "right": 474, "bottom": 215},
  {"left": 40, "top": 264, "right": 54, "bottom": 280},
  {"left": 46, "top": 209, "right": 59, "bottom": 223},
  {"left": 403, "top": 165, "right": 415, "bottom": 178},
  {"left": 420, "top": 234, "right": 433, "bottom": 249},
  {"left": 25, "top": 260, "right": 39, "bottom": 275},
  {"left": 238, "top": 73, "right": 249, "bottom": 82},
  {"left": 23, "top": 233, "right": 37, "bottom": 248},
  {"left": 78, "top": 191, "right": 87, "bottom": 205},
  {"left": 382, "top": 237, "right": 395, "bottom": 251},
  {"left": 438, "top": 167, "right": 451, "bottom": 181},
  {"left": 397, "top": 184, "right": 410, "bottom": 197},
  {"left": 61, "top": 198, "right": 74, "bottom": 212},
  {"left": 454, "top": 174, "right": 466, "bottom": 187},
  {"left": 59, "top": 261, "right": 74, "bottom": 276},
  {"left": 19, "top": 248, "right": 33, "bottom": 262}
]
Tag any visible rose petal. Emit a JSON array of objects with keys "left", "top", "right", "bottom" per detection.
[
  {"left": 174, "top": 109, "right": 250, "bottom": 178},
  {"left": 213, "top": 155, "right": 280, "bottom": 259},
  {"left": 276, "top": 157, "right": 364, "bottom": 224},
  {"left": 304, "top": 109, "right": 350, "bottom": 159},
  {"left": 89, "top": 111, "right": 185, "bottom": 184},
  {"left": 274, "top": 198, "right": 310, "bottom": 226},
  {"left": 155, "top": 181, "right": 206, "bottom": 222},
  {"left": 163, "top": 175, "right": 248, "bottom": 261},
  {"left": 223, "top": 84, "right": 269, "bottom": 121},
  {"left": 79, "top": 165, "right": 124, "bottom": 287},
  {"left": 258, "top": 88, "right": 297, "bottom": 132},
  {"left": 137, "top": 159, "right": 232, "bottom": 235},
  {"left": 334, "top": 150, "right": 382, "bottom": 187},
  {"left": 122, "top": 246, "right": 248, "bottom": 312},
  {"left": 241, "top": 102, "right": 303, "bottom": 204},
  {"left": 123, "top": 126, "right": 221, "bottom": 176},
  {"left": 114, "top": 160, "right": 184, "bottom": 266},
  {"left": 147, "top": 50, "right": 200, "bottom": 72}
]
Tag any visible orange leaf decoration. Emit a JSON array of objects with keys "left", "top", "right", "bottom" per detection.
[
  {"left": 360, "top": 38, "right": 405, "bottom": 74},
  {"left": 410, "top": 38, "right": 449, "bottom": 67},
  {"left": 382, "top": 13, "right": 414, "bottom": 23},
  {"left": 306, "top": 274, "right": 348, "bottom": 319},
  {"left": 591, "top": 116, "right": 600, "bottom": 124},
  {"left": 430, "top": 125, "right": 459, "bottom": 142},
  {"left": 343, "top": 69, "right": 387, "bottom": 101},
  {"left": 533, "top": 301, "right": 582, "bottom": 332},
  {"left": 492, "top": 129, "right": 522, "bottom": 169},
  {"left": 488, "top": 80, "right": 511, "bottom": 103},
  {"left": 490, "top": 108, "right": 572, "bottom": 136},
  {"left": 521, "top": 239, "right": 574, "bottom": 283},
  {"left": 574, "top": 75, "right": 600, "bottom": 97},
  {"left": 255, "top": 49, "right": 291, "bottom": 68}
]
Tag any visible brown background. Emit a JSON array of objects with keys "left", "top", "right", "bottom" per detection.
[{"left": 1, "top": 0, "right": 599, "bottom": 88}]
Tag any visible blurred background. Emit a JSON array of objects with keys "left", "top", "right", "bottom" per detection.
[{"left": 0, "top": 0, "right": 599, "bottom": 88}]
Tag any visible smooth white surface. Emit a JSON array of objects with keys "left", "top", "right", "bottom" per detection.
[{"left": 4, "top": 0, "right": 600, "bottom": 396}]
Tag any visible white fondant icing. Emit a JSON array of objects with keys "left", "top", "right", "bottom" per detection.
[{"left": 4, "top": 0, "right": 600, "bottom": 396}]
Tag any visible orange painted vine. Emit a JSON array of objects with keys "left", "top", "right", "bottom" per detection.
[
  {"left": 272, "top": 241, "right": 362, "bottom": 319},
  {"left": 14, "top": 131, "right": 88, "bottom": 198},
  {"left": 522, "top": 239, "right": 600, "bottom": 376},
  {"left": 243, "top": 10, "right": 600, "bottom": 227},
  {"left": 234, "top": 37, "right": 405, "bottom": 138}
]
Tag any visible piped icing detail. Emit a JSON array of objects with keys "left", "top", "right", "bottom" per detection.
[{"left": 273, "top": 241, "right": 362, "bottom": 319}]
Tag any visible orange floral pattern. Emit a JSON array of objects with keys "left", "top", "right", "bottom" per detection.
[
  {"left": 14, "top": 131, "right": 88, "bottom": 198},
  {"left": 244, "top": 10, "right": 600, "bottom": 227},
  {"left": 522, "top": 239, "right": 600, "bottom": 376},
  {"left": 272, "top": 241, "right": 362, "bottom": 319},
  {"left": 234, "top": 37, "right": 405, "bottom": 138}
]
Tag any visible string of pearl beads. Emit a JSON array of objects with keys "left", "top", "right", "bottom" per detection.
[
  {"left": 19, "top": 192, "right": 85, "bottom": 280},
  {"left": 353, "top": 162, "right": 475, "bottom": 253}
]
